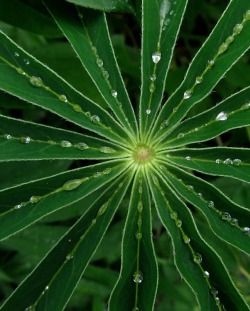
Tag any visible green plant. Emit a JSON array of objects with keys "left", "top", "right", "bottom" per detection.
[{"left": 0, "top": 0, "right": 249, "bottom": 310}]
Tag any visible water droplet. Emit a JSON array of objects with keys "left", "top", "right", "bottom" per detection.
[
  {"left": 221, "top": 212, "right": 231, "bottom": 221},
  {"left": 233, "top": 159, "right": 241, "bottom": 166},
  {"left": 195, "top": 76, "right": 203, "bottom": 84},
  {"left": 183, "top": 89, "right": 192, "bottom": 99},
  {"left": 30, "top": 76, "right": 43, "bottom": 87},
  {"left": 30, "top": 196, "right": 41, "bottom": 203},
  {"left": 164, "top": 18, "right": 171, "bottom": 27},
  {"left": 244, "top": 10, "right": 250, "bottom": 21},
  {"left": 207, "top": 201, "right": 214, "bottom": 208},
  {"left": 215, "top": 297, "right": 220, "bottom": 305},
  {"left": 225, "top": 36, "right": 234, "bottom": 45},
  {"left": 137, "top": 201, "right": 143, "bottom": 213},
  {"left": 203, "top": 271, "right": 210, "bottom": 278},
  {"left": 193, "top": 253, "right": 202, "bottom": 264},
  {"left": 160, "top": 0, "right": 171, "bottom": 21},
  {"left": 138, "top": 186, "right": 143, "bottom": 194},
  {"left": 223, "top": 158, "right": 233, "bottom": 165},
  {"left": 98, "top": 202, "right": 108, "bottom": 216},
  {"left": 230, "top": 218, "right": 238, "bottom": 226},
  {"left": 61, "top": 140, "right": 72, "bottom": 147},
  {"left": 103, "top": 70, "right": 109, "bottom": 79},
  {"left": 175, "top": 219, "right": 182, "bottom": 227},
  {"left": 211, "top": 288, "right": 218, "bottom": 296},
  {"left": 103, "top": 168, "right": 111, "bottom": 175},
  {"left": 58, "top": 94, "right": 68, "bottom": 102},
  {"left": 77, "top": 142, "right": 89, "bottom": 150},
  {"left": 242, "top": 227, "right": 250, "bottom": 235},
  {"left": 170, "top": 211, "right": 178, "bottom": 220},
  {"left": 216, "top": 111, "right": 228, "bottom": 121},
  {"left": 63, "top": 179, "right": 82, "bottom": 191},
  {"left": 218, "top": 43, "right": 228, "bottom": 54},
  {"left": 14, "top": 52, "right": 20, "bottom": 57},
  {"left": 178, "top": 133, "right": 184, "bottom": 138},
  {"left": 45, "top": 285, "right": 49, "bottom": 291},
  {"left": 207, "top": 59, "right": 215, "bottom": 68},
  {"left": 197, "top": 193, "right": 203, "bottom": 198},
  {"left": 187, "top": 185, "right": 194, "bottom": 191},
  {"left": 85, "top": 111, "right": 91, "bottom": 118},
  {"left": 132, "top": 307, "right": 139, "bottom": 311},
  {"left": 215, "top": 159, "right": 222, "bottom": 164},
  {"left": 233, "top": 24, "right": 243, "bottom": 35},
  {"left": 73, "top": 104, "right": 82, "bottom": 112},
  {"left": 152, "top": 51, "right": 161, "bottom": 63},
  {"left": 14, "top": 204, "right": 22, "bottom": 209},
  {"left": 173, "top": 107, "right": 178, "bottom": 113},
  {"left": 150, "top": 74, "right": 156, "bottom": 81},
  {"left": 160, "top": 120, "right": 169, "bottom": 129},
  {"left": 94, "top": 172, "right": 101, "bottom": 178},
  {"left": 66, "top": 254, "right": 73, "bottom": 261},
  {"left": 100, "top": 146, "right": 116, "bottom": 153},
  {"left": 146, "top": 109, "right": 151, "bottom": 115},
  {"left": 96, "top": 58, "right": 103, "bottom": 67},
  {"left": 20, "top": 136, "right": 31, "bottom": 144},
  {"left": 111, "top": 89, "right": 117, "bottom": 97},
  {"left": 183, "top": 235, "right": 190, "bottom": 243},
  {"left": 149, "top": 82, "right": 156, "bottom": 93},
  {"left": 152, "top": 176, "right": 160, "bottom": 186},
  {"left": 194, "top": 127, "right": 199, "bottom": 132},
  {"left": 185, "top": 156, "right": 191, "bottom": 161},
  {"left": 23, "top": 58, "right": 30, "bottom": 65},
  {"left": 4, "top": 134, "right": 12, "bottom": 140},
  {"left": 16, "top": 67, "right": 25, "bottom": 75},
  {"left": 137, "top": 218, "right": 142, "bottom": 226},
  {"left": 133, "top": 271, "right": 143, "bottom": 283},
  {"left": 135, "top": 231, "right": 142, "bottom": 240},
  {"left": 91, "top": 115, "right": 100, "bottom": 123}
]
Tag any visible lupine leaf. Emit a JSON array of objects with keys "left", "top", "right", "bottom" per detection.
[
  {"left": 161, "top": 147, "right": 250, "bottom": 183},
  {"left": 161, "top": 163, "right": 250, "bottom": 255},
  {"left": 65, "top": 0, "right": 135, "bottom": 13},
  {"left": 45, "top": 0, "right": 138, "bottom": 139},
  {"left": 148, "top": 169, "right": 249, "bottom": 311},
  {"left": 0, "top": 172, "right": 132, "bottom": 311},
  {"left": 0, "top": 160, "right": 130, "bottom": 240},
  {"left": 0, "top": 114, "right": 128, "bottom": 161},
  {"left": 109, "top": 171, "right": 158, "bottom": 311},
  {"left": 160, "top": 86, "right": 250, "bottom": 149},
  {"left": 139, "top": 0, "right": 188, "bottom": 138},
  {"left": 151, "top": 0, "right": 250, "bottom": 145},
  {"left": 0, "top": 30, "right": 132, "bottom": 147}
]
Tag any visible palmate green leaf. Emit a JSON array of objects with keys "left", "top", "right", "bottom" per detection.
[
  {"left": 160, "top": 86, "right": 250, "bottom": 149},
  {"left": 0, "top": 30, "right": 133, "bottom": 148},
  {"left": 65, "top": 0, "right": 135, "bottom": 13},
  {"left": 45, "top": 0, "right": 138, "bottom": 139},
  {"left": 150, "top": 0, "right": 250, "bottom": 145},
  {"left": 0, "top": 0, "right": 61, "bottom": 38},
  {"left": 0, "top": 172, "right": 133, "bottom": 311},
  {"left": 147, "top": 169, "right": 249, "bottom": 311},
  {"left": 109, "top": 171, "right": 158, "bottom": 311},
  {"left": 161, "top": 164, "right": 250, "bottom": 255},
  {"left": 0, "top": 115, "right": 128, "bottom": 161},
  {"left": 140, "top": 0, "right": 188, "bottom": 139},
  {"left": 161, "top": 147, "right": 250, "bottom": 183},
  {"left": 0, "top": 160, "right": 130, "bottom": 240}
]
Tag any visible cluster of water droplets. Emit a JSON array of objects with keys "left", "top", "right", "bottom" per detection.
[{"left": 185, "top": 181, "right": 249, "bottom": 235}]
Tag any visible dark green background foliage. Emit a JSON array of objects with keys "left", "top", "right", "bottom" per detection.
[{"left": 0, "top": 0, "right": 249, "bottom": 310}]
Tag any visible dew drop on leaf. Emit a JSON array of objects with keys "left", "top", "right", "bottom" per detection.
[
  {"left": 96, "top": 58, "right": 103, "bottom": 67},
  {"left": 73, "top": 104, "right": 82, "bottom": 112},
  {"left": 229, "top": 218, "right": 238, "bottom": 226},
  {"left": 133, "top": 271, "right": 143, "bottom": 283},
  {"left": 14, "top": 52, "right": 19, "bottom": 57},
  {"left": 193, "top": 253, "right": 202, "bottom": 264},
  {"left": 233, "top": 159, "right": 241, "bottom": 166},
  {"left": 216, "top": 111, "right": 228, "bottom": 121},
  {"left": 77, "top": 142, "right": 89, "bottom": 150},
  {"left": 183, "top": 235, "right": 190, "bottom": 243},
  {"left": 242, "top": 227, "right": 250, "bottom": 235},
  {"left": 103, "top": 168, "right": 112, "bottom": 175},
  {"left": 94, "top": 172, "right": 101, "bottom": 178},
  {"left": 61, "top": 140, "right": 72, "bottom": 147},
  {"left": 170, "top": 211, "right": 178, "bottom": 220},
  {"left": 20, "top": 136, "right": 31, "bottom": 144},
  {"left": 146, "top": 109, "right": 151, "bottom": 115},
  {"left": 137, "top": 201, "right": 143, "bottom": 213},
  {"left": 4, "top": 134, "right": 12, "bottom": 140},
  {"left": 178, "top": 133, "right": 184, "bottom": 138},
  {"left": 100, "top": 146, "right": 116, "bottom": 153},
  {"left": 233, "top": 23, "right": 243, "bottom": 35},
  {"left": 223, "top": 158, "right": 233, "bottom": 164},
  {"left": 215, "top": 159, "right": 222, "bottom": 164},
  {"left": 111, "top": 89, "right": 117, "bottom": 97},
  {"left": 58, "top": 94, "right": 68, "bottom": 102},
  {"left": 195, "top": 76, "right": 203, "bottom": 84},
  {"left": 207, "top": 201, "right": 215, "bottom": 208},
  {"left": 203, "top": 271, "right": 210, "bottom": 278},
  {"left": 66, "top": 254, "right": 73, "bottom": 261},
  {"left": 244, "top": 10, "right": 250, "bottom": 21},
  {"left": 175, "top": 219, "right": 182, "bottom": 227},
  {"left": 211, "top": 288, "right": 219, "bottom": 296},
  {"left": 23, "top": 58, "right": 30, "bottom": 65},
  {"left": 63, "top": 179, "right": 82, "bottom": 191},
  {"left": 221, "top": 212, "right": 231, "bottom": 221},
  {"left": 135, "top": 232, "right": 142, "bottom": 240},
  {"left": 150, "top": 74, "right": 156, "bottom": 81},
  {"left": 152, "top": 51, "right": 161, "bottom": 63},
  {"left": 30, "top": 196, "right": 41, "bottom": 203},
  {"left": 185, "top": 156, "right": 191, "bottom": 161},
  {"left": 149, "top": 82, "right": 156, "bottom": 93},
  {"left": 218, "top": 43, "right": 228, "bottom": 54},
  {"left": 30, "top": 76, "right": 43, "bottom": 87},
  {"left": 183, "top": 89, "right": 192, "bottom": 99},
  {"left": 91, "top": 115, "right": 100, "bottom": 123}
]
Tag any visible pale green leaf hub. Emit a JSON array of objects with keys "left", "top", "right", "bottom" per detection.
[{"left": 132, "top": 143, "right": 155, "bottom": 165}]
